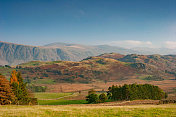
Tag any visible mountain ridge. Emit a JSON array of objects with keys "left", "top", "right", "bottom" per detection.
[
  {"left": 0, "top": 41, "right": 137, "bottom": 65},
  {"left": 0, "top": 41, "right": 175, "bottom": 65}
]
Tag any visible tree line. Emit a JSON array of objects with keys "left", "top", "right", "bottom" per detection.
[
  {"left": 107, "top": 83, "right": 167, "bottom": 101},
  {"left": 86, "top": 83, "right": 167, "bottom": 104}
]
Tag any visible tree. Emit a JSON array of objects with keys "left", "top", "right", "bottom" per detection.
[
  {"left": 10, "top": 71, "right": 37, "bottom": 105},
  {"left": 108, "top": 83, "right": 167, "bottom": 101},
  {"left": 10, "top": 70, "right": 18, "bottom": 85},
  {"left": 86, "top": 93, "right": 99, "bottom": 104},
  {"left": 86, "top": 89, "right": 99, "bottom": 103},
  {"left": 0, "top": 74, "right": 16, "bottom": 105},
  {"left": 99, "top": 93, "right": 107, "bottom": 103}
]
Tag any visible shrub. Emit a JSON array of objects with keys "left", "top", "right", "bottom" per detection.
[
  {"left": 99, "top": 93, "right": 107, "bottom": 103},
  {"left": 86, "top": 93, "right": 99, "bottom": 104},
  {"left": 86, "top": 89, "right": 108, "bottom": 103}
]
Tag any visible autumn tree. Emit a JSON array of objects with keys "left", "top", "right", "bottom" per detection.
[
  {"left": 10, "top": 71, "right": 37, "bottom": 105},
  {"left": 10, "top": 70, "right": 18, "bottom": 85},
  {"left": 0, "top": 74, "right": 16, "bottom": 105}
]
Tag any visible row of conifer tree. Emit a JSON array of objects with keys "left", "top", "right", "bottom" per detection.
[
  {"left": 107, "top": 83, "right": 167, "bottom": 101},
  {"left": 86, "top": 83, "right": 167, "bottom": 104}
]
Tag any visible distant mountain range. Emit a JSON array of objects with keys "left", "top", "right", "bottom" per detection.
[{"left": 0, "top": 41, "right": 175, "bottom": 65}]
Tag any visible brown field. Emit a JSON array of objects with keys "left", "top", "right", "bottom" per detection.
[
  {"left": 46, "top": 80, "right": 176, "bottom": 92},
  {"left": 44, "top": 79, "right": 176, "bottom": 100}
]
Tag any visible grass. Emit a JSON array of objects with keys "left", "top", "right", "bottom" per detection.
[
  {"left": 0, "top": 104, "right": 175, "bottom": 117},
  {"left": 38, "top": 99, "right": 87, "bottom": 105},
  {"left": 34, "top": 92, "right": 72, "bottom": 100},
  {"left": 34, "top": 92, "right": 86, "bottom": 105}
]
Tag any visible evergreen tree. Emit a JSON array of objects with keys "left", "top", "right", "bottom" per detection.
[
  {"left": 10, "top": 71, "right": 32, "bottom": 104},
  {"left": 108, "top": 83, "right": 167, "bottom": 101}
]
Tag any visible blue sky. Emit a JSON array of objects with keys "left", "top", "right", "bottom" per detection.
[{"left": 0, "top": 0, "right": 176, "bottom": 48}]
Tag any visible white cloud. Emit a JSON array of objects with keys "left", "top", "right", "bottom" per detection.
[
  {"left": 164, "top": 41, "right": 176, "bottom": 49},
  {"left": 107, "top": 40, "right": 153, "bottom": 48}
]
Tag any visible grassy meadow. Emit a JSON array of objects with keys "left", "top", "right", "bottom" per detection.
[
  {"left": 0, "top": 104, "right": 175, "bottom": 117},
  {"left": 38, "top": 99, "right": 87, "bottom": 105},
  {"left": 34, "top": 92, "right": 87, "bottom": 105},
  {"left": 34, "top": 92, "right": 72, "bottom": 100}
]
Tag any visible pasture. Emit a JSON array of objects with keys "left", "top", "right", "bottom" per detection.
[
  {"left": 0, "top": 104, "right": 175, "bottom": 117},
  {"left": 34, "top": 92, "right": 87, "bottom": 105},
  {"left": 34, "top": 92, "right": 72, "bottom": 100}
]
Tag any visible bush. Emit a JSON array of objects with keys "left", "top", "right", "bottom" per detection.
[
  {"left": 86, "top": 93, "right": 99, "bottom": 104},
  {"left": 86, "top": 89, "right": 108, "bottom": 104},
  {"left": 99, "top": 93, "right": 107, "bottom": 103}
]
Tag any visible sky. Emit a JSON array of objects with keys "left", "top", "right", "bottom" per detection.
[{"left": 0, "top": 0, "right": 176, "bottom": 49}]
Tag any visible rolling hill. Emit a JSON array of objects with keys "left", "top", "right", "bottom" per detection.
[
  {"left": 12, "top": 53, "right": 175, "bottom": 85},
  {"left": 0, "top": 52, "right": 176, "bottom": 94}
]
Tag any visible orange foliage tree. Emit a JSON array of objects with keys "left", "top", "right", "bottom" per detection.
[
  {"left": 0, "top": 74, "right": 16, "bottom": 105},
  {"left": 10, "top": 70, "right": 19, "bottom": 85}
]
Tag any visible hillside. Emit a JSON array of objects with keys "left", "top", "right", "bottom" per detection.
[
  {"left": 99, "top": 53, "right": 176, "bottom": 73},
  {"left": 0, "top": 41, "right": 137, "bottom": 65},
  {"left": 12, "top": 53, "right": 175, "bottom": 85},
  {"left": 0, "top": 53, "right": 176, "bottom": 95},
  {"left": 16, "top": 57, "right": 134, "bottom": 83},
  {"left": 1, "top": 41, "right": 176, "bottom": 66}
]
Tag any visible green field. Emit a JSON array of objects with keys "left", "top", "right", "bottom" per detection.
[
  {"left": 0, "top": 104, "right": 175, "bottom": 117},
  {"left": 34, "top": 92, "right": 86, "bottom": 105},
  {"left": 34, "top": 92, "right": 72, "bottom": 100},
  {"left": 38, "top": 99, "right": 87, "bottom": 105}
]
